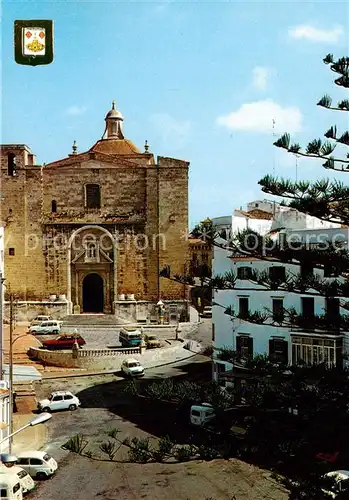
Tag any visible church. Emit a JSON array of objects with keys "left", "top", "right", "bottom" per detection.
[{"left": 0, "top": 102, "right": 189, "bottom": 320}]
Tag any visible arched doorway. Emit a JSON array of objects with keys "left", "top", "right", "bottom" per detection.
[{"left": 82, "top": 273, "right": 104, "bottom": 313}]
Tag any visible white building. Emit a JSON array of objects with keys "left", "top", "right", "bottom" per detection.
[{"left": 212, "top": 204, "right": 348, "bottom": 382}]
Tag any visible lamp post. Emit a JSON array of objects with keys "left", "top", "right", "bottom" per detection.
[{"left": 0, "top": 412, "right": 51, "bottom": 448}]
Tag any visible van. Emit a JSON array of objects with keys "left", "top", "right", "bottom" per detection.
[
  {"left": 29, "top": 321, "right": 61, "bottom": 335},
  {"left": 16, "top": 451, "right": 57, "bottom": 479},
  {"left": 119, "top": 328, "right": 142, "bottom": 347},
  {"left": 2, "top": 466, "right": 35, "bottom": 494},
  {"left": 190, "top": 403, "right": 216, "bottom": 426},
  {"left": 0, "top": 473, "right": 22, "bottom": 499}
]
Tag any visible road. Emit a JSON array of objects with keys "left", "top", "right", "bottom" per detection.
[
  {"left": 34, "top": 318, "right": 212, "bottom": 350},
  {"left": 27, "top": 351, "right": 287, "bottom": 500}
]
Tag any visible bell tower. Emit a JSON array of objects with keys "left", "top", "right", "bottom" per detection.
[{"left": 102, "top": 101, "right": 124, "bottom": 140}]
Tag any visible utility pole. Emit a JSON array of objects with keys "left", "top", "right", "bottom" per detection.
[{"left": 8, "top": 294, "right": 14, "bottom": 453}]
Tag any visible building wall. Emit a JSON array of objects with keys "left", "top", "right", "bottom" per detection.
[
  {"left": 0, "top": 143, "right": 189, "bottom": 311},
  {"left": 212, "top": 222, "right": 348, "bottom": 375}
]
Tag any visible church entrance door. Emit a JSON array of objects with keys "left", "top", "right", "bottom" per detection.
[{"left": 82, "top": 273, "right": 104, "bottom": 313}]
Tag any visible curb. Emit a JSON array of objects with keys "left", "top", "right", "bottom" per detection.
[{"left": 41, "top": 349, "right": 202, "bottom": 380}]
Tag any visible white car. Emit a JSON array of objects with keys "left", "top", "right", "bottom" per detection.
[
  {"left": 37, "top": 390, "right": 81, "bottom": 413},
  {"left": 16, "top": 451, "right": 57, "bottom": 480},
  {"left": 322, "top": 470, "right": 349, "bottom": 498},
  {"left": 7, "top": 465, "right": 35, "bottom": 494},
  {"left": 29, "top": 320, "right": 61, "bottom": 335},
  {"left": 121, "top": 358, "right": 145, "bottom": 377}
]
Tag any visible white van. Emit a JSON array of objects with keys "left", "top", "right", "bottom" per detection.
[
  {"left": 0, "top": 473, "right": 22, "bottom": 499},
  {"left": 16, "top": 451, "right": 57, "bottom": 479},
  {"left": 4, "top": 466, "right": 35, "bottom": 494},
  {"left": 190, "top": 403, "right": 216, "bottom": 426},
  {"left": 29, "top": 321, "right": 61, "bottom": 335}
]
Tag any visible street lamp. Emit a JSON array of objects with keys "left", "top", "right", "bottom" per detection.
[{"left": 0, "top": 412, "right": 51, "bottom": 447}]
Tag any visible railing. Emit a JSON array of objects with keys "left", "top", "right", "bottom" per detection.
[{"left": 77, "top": 347, "right": 141, "bottom": 357}]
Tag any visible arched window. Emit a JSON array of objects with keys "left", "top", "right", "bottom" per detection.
[
  {"left": 51, "top": 200, "right": 57, "bottom": 213},
  {"left": 85, "top": 184, "right": 101, "bottom": 209},
  {"left": 7, "top": 153, "right": 17, "bottom": 176}
]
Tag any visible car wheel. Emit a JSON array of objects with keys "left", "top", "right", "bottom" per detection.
[
  {"left": 53, "top": 330, "right": 59, "bottom": 334},
  {"left": 69, "top": 404, "right": 77, "bottom": 411},
  {"left": 42, "top": 407, "right": 50, "bottom": 413},
  {"left": 36, "top": 472, "right": 47, "bottom": 480},
  {"left": 31, "top": 331, "right": 37, "bottom": 335}
]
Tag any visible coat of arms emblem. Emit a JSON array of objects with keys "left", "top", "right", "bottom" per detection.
[{"left": 14, "top": 20, "right": 54, "bottom": 65}]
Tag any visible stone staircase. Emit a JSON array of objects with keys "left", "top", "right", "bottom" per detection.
[{"left": 60, "top": 314, "right": 129, "bottom": 328}]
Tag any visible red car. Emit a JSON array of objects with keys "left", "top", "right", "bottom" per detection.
[{"left": 42, "top": 334, "right": 86, "bottom": 350}]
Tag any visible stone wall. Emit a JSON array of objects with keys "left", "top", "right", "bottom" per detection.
[
  {"left": 4, "top": 300, "right": 69, "bottom": 323},
  {"left": 28, "top": 341, "right": 193, "bottom": 370}
]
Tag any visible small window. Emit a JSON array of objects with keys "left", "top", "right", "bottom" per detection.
[
  {"left": 9, "top": 248, "right": 15, "bottom": 256},
  {"left": 269, "top": 266, "right": 286, "bottom": 281},
  {"left": 85, "top": 184, "right": 101, "bottom": 209},
  {"left": 237, "top": 267, "right": 252, "bottom": 280},
  {"left": 51, "top": 200, "right": 57, "bottom": 213},
  {"left": 52, "top": 395, "right": 63, "bottom": 401},
  {"left": 191, "top": 410, "right": 201, "bottom": 417},
  {"left": 324, "top": 264, "right": 339, "bottom": 278},
  {"left": 301, "top": 297, "right": 315, "bottom": 319},
  {"left": 13, "top": 483, "right": 21, "bottom": 494},
  {"left": 269, "top": 339, "right": 288, "bottom": 364},
  {"left": 239, "top": 297, "right": 249, "bottom": 317},
  {"left": 212, "top": 323, "right": 215, "bottom": 342},
  {"left": 0, "top": 489, "right": 6, "bottom": 498},
  {"left": 301, "top": 262, "right": 314, "bottom": 279},
  {"left": 17, "top": 458, "right": 29, "bottom": 465},
  {"left": 236, "top": 336, "right": 253, "bottom": 359},
  {"left": 64, "top": 395, "right": 73, "bottom": 400},
  {"left": 272, "top": 299, "right": 284, "bottom": 322},
  {"left": 30, "top": 458, "right": 43, "bottom": 465},
  {"left": 7, "top": 153, "right": 17, "bottom": 176}
]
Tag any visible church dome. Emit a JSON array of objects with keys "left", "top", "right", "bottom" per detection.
[{"left": 105, "top": 105, "right": 123, "bottom": 120}]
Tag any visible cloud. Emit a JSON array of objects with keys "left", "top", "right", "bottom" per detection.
[
  {"left": 288, "top": 24, "right": 344, "bottom": 43},
  {"left": 65, "top": 105, "right": 87, "bottom": 116},
  {"left": 217, "top": 99, "right": 302, "bottom": 134},
  {"left": 149, "top": 113, "right": 191, "bottom": 150},
  {"left": 252, "top": 66, "right": 270, "bottom": 91}
]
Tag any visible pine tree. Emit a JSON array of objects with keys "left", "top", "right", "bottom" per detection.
[{"left": 161, "top": 54, "right": 349, "bottom": 335}]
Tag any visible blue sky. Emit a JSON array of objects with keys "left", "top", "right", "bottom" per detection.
[{"left": 1, "top": 0, "right": 348, "bottom": 228}]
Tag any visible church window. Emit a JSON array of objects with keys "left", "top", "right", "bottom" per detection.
[
  {"left": 51, "top": 200, "right": 57, "bottom": 213},
  {"left": 7, "top": 153, "right": 17, "bottom": 176},
  {"left": 9, "top": 248, "right": 15, "bottom": 256},
  {"left": 85, "top": 184, "right": 101, "bottom": 209}
]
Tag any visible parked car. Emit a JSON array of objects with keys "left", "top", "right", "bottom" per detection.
[
  {"left": 145, "top": 335, "right": 161, "bottom": 349},
  {"left": 41, "top": 333, "right": 86, "bottom": 350},
  {"left": 0, "top": 473, "right": 22, "bottom": 499},
  {"left": 119, "top": 328, "right": 142, "bottom": 347},
  {"left": 2, "top": 466, "right": 35, "bottom": 494},
  {"left": 190, "top": 403, "right": 216, "bottom": 426},
  {"left": 29, "top": 321, "right": 61, "bottom": 335},
  {"left": 200, "top": 306, "right": 212, "bottom": 318},
  {"left": 37, "top": 390, "right": 81, "bottom": 413},
  {"left": 121, "top": 358, "right": 145, "bottom": 377},
  {"left": 322, "top": 470, "right": 349, "bottom": 498},
  {"left": 16, "top": 451, "right": 57, "bottom": 480}
]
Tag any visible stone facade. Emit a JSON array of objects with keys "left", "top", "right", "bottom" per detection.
[{"left": 0, "top": 103, "right": 189, "bottom": 315}]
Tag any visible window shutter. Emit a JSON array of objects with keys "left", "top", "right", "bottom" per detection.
[
  {"left": 269, "top": 339, "right": 275, "bottom": 358},
  {"left": 236, "top": 336, "right": 242, "bottom": 354},
  {"left": 283, "top": 341, "right": 289, "bottom": 364},
  {"left": 247, "top": 337, "right": 253, "bottom": 357}
]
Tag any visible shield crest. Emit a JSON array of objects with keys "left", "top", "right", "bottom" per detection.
[
  {"left": 23, "top": 27, "right": 46, "bottom": 55},
  {"left": 14, "top": 20, "right": 53, "bottom": 66}
]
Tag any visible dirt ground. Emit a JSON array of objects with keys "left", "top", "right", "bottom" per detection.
[{"left": 27, "top": 453, "right": 288, "bottom": 500}]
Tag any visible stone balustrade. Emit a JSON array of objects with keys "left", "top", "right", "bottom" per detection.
[{"left": 77, "top": 347, "right": 141, "bottom": 357}]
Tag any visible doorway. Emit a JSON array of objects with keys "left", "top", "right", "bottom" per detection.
[{"left": 82, "top": 273, "right": 104, "bottom": 313}]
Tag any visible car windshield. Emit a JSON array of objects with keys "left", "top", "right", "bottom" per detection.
[
  {"left": 128, "top": 362, "right": 140, "bottom": 368},
  {"left": 17, "top": 470, "right": 28, "bottom": 479}
]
